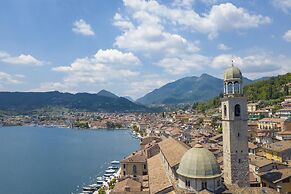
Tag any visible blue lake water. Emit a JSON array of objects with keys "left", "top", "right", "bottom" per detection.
[{"left": 0, "top": 126, "right": 139, "bottom": 194}]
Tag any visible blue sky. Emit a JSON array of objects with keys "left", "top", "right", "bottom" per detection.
[{"left": 0, "top": 0, "right": 290, "bottom": 99}]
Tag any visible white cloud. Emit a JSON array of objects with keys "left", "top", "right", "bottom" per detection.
[
  {"left": 217, "top": 43, "right": 231, "bottom": 51},
  {"left": 271, "top": 0, "right": 291, "bottom": 13},
  {"left": 72, "top": 19, "right": 95, "bottom": 36},
  {"left": 113, "top": 0, "right": 272, "bottom": 78},
  {"left": 283, "top": 30, "right": 291, "bottom": 42},
  {"left": 157, "top": 54, "right": 209, "bottom": 75},
  {"left": 0, "top": 51, "right": 43, "bottom": 66},
  {"left": 122, "top": 0, "right": 271, "bottom": 39},
  {"left": 127, "top": 74, "right": 171, "bottom": 98},
  {"left": 0, "top": 71, "right": 23, "bottom": 86},
  {"left": 53, "top": 49, "right": 141, "bottom": 85},
  {"left": 113, "top": 13, "right": 134, "bottom": 31},
  {"left": 172, "top": 0, "right": 195, "bottom": 9},
  {"left": 31, "top": 82, "right": 76, "bottom": 93},
  {"left": 115, "top": 23, "right": 199, "bottom": 56},
  {"left": 172, "top": 0, "right": 217, "bottom": 9},
  {"left": 94, "top": 49, "right": 140, "bottom": 66},
  {"left": 210, "top": 53, "right": 291, "bottom": 79}
]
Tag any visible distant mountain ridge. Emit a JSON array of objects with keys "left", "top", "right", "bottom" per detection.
[
  {"left": 97, "top": 89, "right": 119, "bottom": 98},
  {"left": 0, "top": 91, "right": 150, "bottom": 112},
  {"left": 136, "top": 73, "right": 259, "bottom": 105}
]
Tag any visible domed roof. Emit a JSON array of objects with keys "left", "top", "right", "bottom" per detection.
[
  {"left": 177, "top": 144, "right": 222, "bottom": 179},
  {"left": 224, "top": 65, "right": 242, "bottom": 81}
]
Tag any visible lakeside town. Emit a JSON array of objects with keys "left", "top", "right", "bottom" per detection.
[
  {"left": 2, "top": 0, "right": 291, "bottom": 193},
  {"left": 1, "top": 67, "right": 291, "bottom": 194}
]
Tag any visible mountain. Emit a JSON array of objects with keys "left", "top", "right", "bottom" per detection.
[
  {"left": 136, "top": 73, "right": 262, "bottom": 105},
  {"left": 123, "top": 96, "right": 134, "bottom": 102},
  {"left": 244, "top": 73, "right": 290, "bottom": 101},
  {"left": 137, "top": 74, "right": 222, "bottom": 105},
  {"left": 97, "top": 89, "right": 119, "bottom": 98},
  {"left": 0, "top": 91, "right": 151, "bottom": 112}
]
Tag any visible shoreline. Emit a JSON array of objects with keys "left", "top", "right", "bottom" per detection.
[{"left": 0, "top": 124, "right": 131, "bottom": 130}]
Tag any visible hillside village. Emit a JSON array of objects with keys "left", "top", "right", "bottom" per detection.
[
  {"left": 0, "top": 71, "right": 290, "bottom": 194},
  {"left": 105, "top": 70, "right": 291, "bottom": 194}
]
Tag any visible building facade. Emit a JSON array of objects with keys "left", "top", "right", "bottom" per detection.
[
  {"left": 120, "top": 150, "right": 148, "bottom": 178},
  {"left": 221, "top": 65, "right": 250, "bottom": 187}
]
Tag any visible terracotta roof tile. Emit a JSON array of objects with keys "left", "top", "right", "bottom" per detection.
[
  {"left": 158, "top": 138, "right": 189, "bottom": 167},
  {"left": 147, "top": 154, "right": 173, "bottom": 194}
]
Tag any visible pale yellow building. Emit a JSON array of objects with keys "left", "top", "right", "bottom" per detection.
[
  {"left": 120, "top": 150, "right": 148, "bottom": 177},
  {"left": 258, "top": 118, "right": 289, "bottom": 131},
  {"left": 262, "top": 141, "right": 291, "bottom": 162}
]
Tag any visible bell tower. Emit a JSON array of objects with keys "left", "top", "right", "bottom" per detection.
[{"left": 221, "top": 64, "right": 249, "bottom": 187}]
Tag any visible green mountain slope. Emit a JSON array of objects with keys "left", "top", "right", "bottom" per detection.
[
  {"left": 0, "top": 91, "right": 151, "bottom": 112},
  {"left": 136, "top": 73, "right": 253, "bottom": 105},
  {"left": 244, "top": 73, "right": 290, "bottom": 101}
]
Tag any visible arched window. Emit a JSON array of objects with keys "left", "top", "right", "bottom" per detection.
[
  {"left": 234, "top": 81, "right": 240, "bottom": 94},
  {"left": 235, "top": 104, "right": 241, "bottom": 117},
  {"left": 133, "top": 165, "right": 137, "bottom": 174},
  {"left": 202, "top": 182, "right": 207, "bottom": 189},
  {"left": 185, "top": 179, "right": 190, "bottom": 187},
  {"left": 224, "top": 105, "right": 227, "bottom": 117},
  {"left": 227, "top": 82, "right": 233, "bottom": 94}
]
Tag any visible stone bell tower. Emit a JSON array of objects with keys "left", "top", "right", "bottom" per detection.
[{"left": 221, "top": 64, "right": 249, "bottom": 187}]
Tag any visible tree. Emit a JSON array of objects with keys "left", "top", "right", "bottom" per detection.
[
  {"left": 98, "top": 187, "right": 106, "bottom": 194},
  {"left": 217, "top": 127, "right": 223, "bottom": 134}
]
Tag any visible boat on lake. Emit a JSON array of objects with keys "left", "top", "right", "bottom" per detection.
[
  {"left": 105, "top": 169, "right": 115, "bottom": 174},
  {"left": 111, "top": 160, "right": 120, "bottom": 165}
]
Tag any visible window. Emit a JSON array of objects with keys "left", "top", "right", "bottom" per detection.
[
  {"left": 133, "top": 165, "right": 137, "bottom": 174},
  {"left": 185, "top": 179, "right": 190, "bottom": 187},
  {"left": 217, "top": 180, "right": 220, "bottom": 186},
  {"left": 202, "top": 182, "right": 207, "bottom": 189},
  {"left": 224, "top": 105, "right": 227, "bottom": 117},
  {"left": 235, "top": 104, "right": 241, "bottom": 117},
  {"left": 238, "top": 133, "right": 240, "bottom": 137},
  {"left": 123, "top": 171, "right": 126, "bottom": 176},
  {"left": 234, "top": 82, "right": 240, "bottom": 94},
  {"left": 144, "top": 164, "right": 147, "bottom": 170},
  {"left": 227, "top": 82, "right": 233, "bottom": 94},
  {"left": 123, "top": 164, "right": 126, "bottom": 169},
  {"left": 238, "top": 159, "right": 241, "bottom": 163}
]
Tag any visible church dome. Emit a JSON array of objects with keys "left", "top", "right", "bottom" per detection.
[
  {"left": 224, "top": 65, "right": 242, "bottom": 81},
  {"left": 177, "top": 144, "right": 222, "bottom": 179}
]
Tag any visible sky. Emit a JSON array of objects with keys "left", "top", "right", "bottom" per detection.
[{"left": 0, "top": 0, "right": 290, "bottom": 99}]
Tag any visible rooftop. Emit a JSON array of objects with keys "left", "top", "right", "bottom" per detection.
[
  {"left": 147, "top": 154, "right": 173, "bottom": 194},
  {"left": 224, "top": 65, "right": 242, "bottom": 81},
  {"left": 258, "top": 118, "right": 286, "bottom": 123},
  {"left": 249, "top": 155, "right": 273, "bottom": 168},
  {"left": 158, "top": 137, "right": 189, "bottom": 167},
  {"left": 263, "top": 140, "right": 291, "bottom": 153},
  {"left": 177, "top": 144, "right": 222, "bottom": 179},
  {"left": 121, "top": 150, "right": 147, "bottom": 163},
  {"left": 260, "top": 168, "right": 291, "bottom": 183},
  {"left": 111, "top": 178, "right": 142, "bottom": 193}
]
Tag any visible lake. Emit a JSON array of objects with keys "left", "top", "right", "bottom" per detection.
[{"left": 0, "top": 126, "right": 139, "bottom": 194}]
